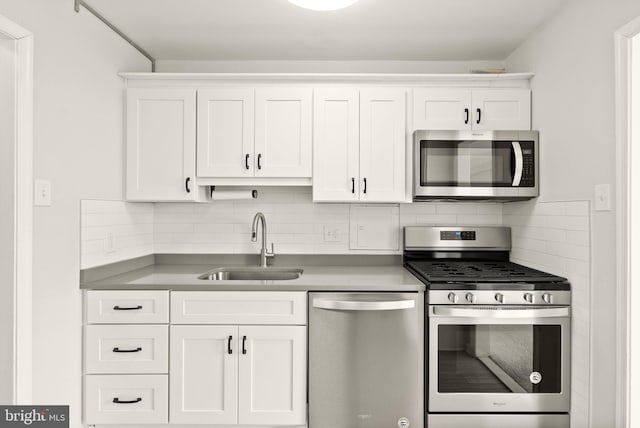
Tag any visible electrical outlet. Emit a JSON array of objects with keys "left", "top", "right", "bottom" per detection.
[
  {"left": 594, "top": 184, "right": 611, "bottom": 211},
  {"left": 104, "top": 232, "right": 116, "bottom": 254},
  {"left": 323, "top": 226, "right": 341, "bottom": 242}
]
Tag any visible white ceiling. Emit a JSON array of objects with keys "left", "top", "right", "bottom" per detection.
[{"left": 87, "top": 0, "right": 567, "bottom": 61}]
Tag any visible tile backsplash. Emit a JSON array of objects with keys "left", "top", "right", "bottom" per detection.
[
  {"left": 153, "top": 187, "right": 502, "bottom": 255},
  {"left": 80, "top": 188, "right": 503, "bottom": 267},
  {"left": 503, "top": 200, "right": 591, "bottom": 428},
  {"left": 80, "top": 200, "right": 154, "bottom": 269}
]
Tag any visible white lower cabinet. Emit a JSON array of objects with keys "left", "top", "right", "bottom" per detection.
[
  {"left": 84, "top": 290, "right": 307, "bottom": 426},
  {"left": 84, "top": 375, "right": 168, "bottom": 424},
  {"left": 170, "top": 325, "right": 307, "bottom": 426}
]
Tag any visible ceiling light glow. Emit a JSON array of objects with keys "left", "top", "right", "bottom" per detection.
[{"left": 288, "top": 0, "right": 360, "bottom": 11}]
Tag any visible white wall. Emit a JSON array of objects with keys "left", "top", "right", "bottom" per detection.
[
  {"left": 156, "top": 59, "right": 506, "bottom": 73},
  {"left": 0, "top": 35, "right": 16, "bottom": 404},
  {"left": 505, "top": 1, "right": 640, "bottom": 426},
  {"left": 0, "top": 0, "right": 150, "bottom": 424}
]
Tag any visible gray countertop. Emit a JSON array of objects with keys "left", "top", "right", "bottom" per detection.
[{"left": 80, "top": 254, "right": 425, "bottom": 292}]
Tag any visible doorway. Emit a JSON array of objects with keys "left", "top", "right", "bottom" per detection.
[
  {"left": 615, "top": 15, "right": 640, "bottom": 428},
  {"left": 0, "top": 14, "right": 33, "bottom": 404}
]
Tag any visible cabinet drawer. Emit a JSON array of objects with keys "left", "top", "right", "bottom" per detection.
[
  {"left": 171, "top": 291, "right": 307, "bottom": 325},
  {"left": 86, "top": 290, "right": 169, "bottom": 324},
  {"left": 84, "top": 325, "right": 168, "bottom": 374},
  {"left": 84, "top": 375, "right": 168, "bottom": 424}
]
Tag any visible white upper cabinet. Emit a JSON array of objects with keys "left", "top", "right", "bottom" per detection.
[
  {"left": 197, "top": 88, "right": 255, "bottom": 178},
  {"left": 471, "top": 89, "right": 532, "bottom": 131},
  {"left": 255, "top": 88, "right": 312, "bottom": 178},
  {"left": 313, "top": 88, "right": 360, "bottom": 202},
  {"left": 126, "top": 88, "right": 197, "bottom": 201},
  {"left": 359, "top": 88, "right": 406, "bottom": 202},
  {"left": 313, "top": 87, "right": 406, "bottom": 203},
  {"left": 413, "top": 88, "right": 531, "bottom": 131},
  {"left": 196, "top": 87, "right": 312, "bottom": 179}
]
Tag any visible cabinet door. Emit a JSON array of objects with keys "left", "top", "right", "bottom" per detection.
[
  {"left": 170, "top": 326, "right": 238, "bottom": 424},
  {"left": 126, "top": 88, "right": 196, "bottom": 201},
  {"left": 359, "top": 88, "right": 406, "bottom": 202},
  {"left": 313, "top": 88, "right": 360, "bottom": 202},
  {"left": 472, "top": 89, "right": 531, "bottom": 131},
  {"left": 238, "top": 326, "right": 306, "bottom": 426},
  {"left": 197, "top": 88, "right": 255, "bottom": 178},
  {"left": 255, "top": 88, "right": 312, "bottom": 178},
  {"left": 413, "top": 88, "right": 471, "bottom": 130}
]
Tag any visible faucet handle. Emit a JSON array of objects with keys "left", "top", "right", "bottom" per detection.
[{"left": 267, "top": 243, "right": 275, "bottom": 256}]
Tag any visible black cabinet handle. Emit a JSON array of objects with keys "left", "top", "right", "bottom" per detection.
[
  {"left": 245, "top": 154, "right": 250, "bottom": 170},
  {"left": 464, "top": 108, "right": 469, "bottom": 124},
  {"left": 185, "top": 177, "right": 191, "bottom": 193},
  {"left": 113, "top": 397, "right": 142, "bottom": 404},
  {"left": 242, "top": 335, "right": 247, "bottom": 354},
  {"left": 363, "top": 178, "right": 367, "bottom": 194},
  {"left": 228, "top": 335, "right": 233, "bottom": 355},
  {"left": 112, "top": 347, "right": 142, "bottom": 353},
  {"left": 257, "top": 154, "right": 262, "bottom": 170},
  {"left": 351, "top": 177, "right": 355, "bottom": 194},
  {"left": 476, "top": 108, "right": 481, "bottom": 124},
  {"left": 113, "top": 305, "right": 142, "bottom": 311}
]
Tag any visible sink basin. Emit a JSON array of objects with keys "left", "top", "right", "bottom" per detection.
[{"left": 198, "top": 267, "right": 303, "bottom": 281}]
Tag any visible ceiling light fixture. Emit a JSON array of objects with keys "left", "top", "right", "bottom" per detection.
[{"left": 288, "top": 0, "right": 360, "bottom": 11}]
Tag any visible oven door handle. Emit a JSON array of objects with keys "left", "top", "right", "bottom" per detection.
[
  {"left": 432, "top": 306, "right": 570, "bottom": 318},
  {"left": 512, "top": 141, "right": 523, "bottom": 186},
  {"left": 313, "top": 299, "right": 415, "bottom": 311}
]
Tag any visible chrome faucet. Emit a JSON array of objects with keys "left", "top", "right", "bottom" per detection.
[{"left": 251, "top": 212, "right": 274, "bottom": 267}]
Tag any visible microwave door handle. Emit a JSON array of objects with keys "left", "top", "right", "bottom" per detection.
[
  {"left": 512, "top": 141, "right": 523, "bottom": 186},
  {"left": 432, "top": 306, "right": 570, "bottom": 318}
]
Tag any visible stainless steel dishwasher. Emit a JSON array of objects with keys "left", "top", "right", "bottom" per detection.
[{"left": 309, "top": 292, "right": 424, "bottom": 428}]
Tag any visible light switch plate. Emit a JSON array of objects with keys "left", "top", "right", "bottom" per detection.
[
  {"left": 594, "top": 183, "right": 611, "bottom": 211},
  {"left": 34, "top": 179, "right": 52, "bottom": 206}
]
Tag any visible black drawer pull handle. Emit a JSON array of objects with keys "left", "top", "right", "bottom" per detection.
[
  {"left": 242, "top": 335, "right": 247, "bottom": 354},
  {"left": 363, "top": 177, "right": 367, "bottom": 194},
  {"left": 112, "top": 347, "right": 142, "bottom": 353},
  {"left": 228, "top": 335, "right": 233, "bottom": 355},
  {"left": 113, "top": 397, "right": 142, "bottom": 404},
  {"left": 113, "top": 305, "right": 142, "bottom": 311},
  {"left": 245, "top": 154, "right": 250, "bottom": 170},
  {"left": 257, "top": 154, "right": 262, "bottom": 170},
  {"left": 351, "top": 177, "right": 355, "bottom": 194},
  {"left": 185, "top": 177, "right": 191, "bottom": 193},
  {"left": 476, "top": 108, "right": 481, "bottom": 124}
]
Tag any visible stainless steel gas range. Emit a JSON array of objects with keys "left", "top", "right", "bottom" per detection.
[{"left": 404, "top": 226, "right": 571, "bottom": 428}]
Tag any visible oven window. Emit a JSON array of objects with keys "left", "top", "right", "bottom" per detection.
[
  {"left": 437, "top": 324, "right": 562, "bottom": 394},
  {"left": 420, "top": 140, "right": 515, "bottom": 187}
]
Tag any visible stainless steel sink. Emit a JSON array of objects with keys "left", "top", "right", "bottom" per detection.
[{"left": 198, "top": 266, "right": 303, "bottom": 281}]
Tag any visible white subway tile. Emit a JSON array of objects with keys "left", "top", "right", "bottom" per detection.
[{"left": 436, "top": 202, "right": 478, "bottom": 214}]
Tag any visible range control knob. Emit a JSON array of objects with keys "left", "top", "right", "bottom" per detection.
[
  {"left": 542, "top": 293, "right": 553, "bottom": 304},
  {"left": 465, "top": 293, "right": 476, "bottom": 304},
  {"left": 524, "top": 292, "right": 535, "bottom": 304},
  {"left": 448, "top": 292, "right": 459, "bottom": 304},
  {"left": 495, "top": 293, "right": 505, "bottom": 304}
]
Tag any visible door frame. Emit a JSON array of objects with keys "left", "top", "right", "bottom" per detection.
[
  {"left": 614, "top": 15, "right": 640, "bottom": 428},
  {"left": 0, "top": 13, "right": 33, "bottom": 404}
]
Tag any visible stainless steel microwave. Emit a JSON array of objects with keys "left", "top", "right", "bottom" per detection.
[{"left": 413, "top": 130, "right": 539, "bottom": 201}]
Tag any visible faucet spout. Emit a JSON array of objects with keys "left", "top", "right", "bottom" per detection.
[{"left": 251, "top": 212, "right": 274, "bottom": 267}]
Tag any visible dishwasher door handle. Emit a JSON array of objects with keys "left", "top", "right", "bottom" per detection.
[{"left": 313, "top": 299, "right": 415, "bottom": 311}]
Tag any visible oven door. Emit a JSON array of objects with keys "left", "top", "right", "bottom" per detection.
[
  {"left": 428, "top": 305, "right": 570, "bottom": 413},
  {"left": 414, "top": 132, "right": 538, "bottom": 199}
]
